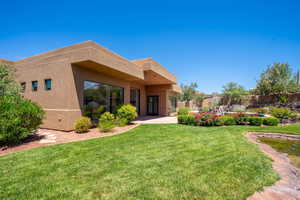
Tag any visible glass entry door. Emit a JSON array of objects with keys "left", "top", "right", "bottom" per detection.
[{"left": 147, "top": 96, "right": 159, "bottom": 115}]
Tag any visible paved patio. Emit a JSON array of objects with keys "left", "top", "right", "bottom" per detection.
[{"left": 133, "top": 116, "right": 177, "bottom": 124}]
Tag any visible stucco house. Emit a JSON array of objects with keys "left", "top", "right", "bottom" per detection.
[{"left": 1, "top": 41, "right": 181, "bottom": 130}]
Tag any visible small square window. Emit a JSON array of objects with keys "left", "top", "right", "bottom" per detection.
[
  {"left": 44, "top": 79, "right": 52, "bottom": 91},
  {"left": 20, "top": 82, "right": 26, "bottom": 92},
  {"left": 32, "top": 81, "right": 38, "bottom": 92}
]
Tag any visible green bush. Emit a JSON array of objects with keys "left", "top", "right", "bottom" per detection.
[
  {"left": 83, "top": 105, "right": 106, "bottom": 121},
  {"left": 0, "top": 96, "right": 44, "bottom": 144},
  {"left": 214, "top": 118, "right": 224, "bottom": 126},
  {"left": 115, "top": 118, "right": 128, "bottom": 127},
  {"left": 178, "top": 114, "right": 197, "bottom": 125},
  {"left": 263, "top": 117, "right": 280, "bottom": 126},
  {"left": 178, "top": 107, "right": 190, "bottom": 115},
  {"left": 233, "top": 112, "right": 249, "bottom": 125},
  {"left": 270, "top": 107, "right": 297, "bottom": 119},
  {"left": 99, "top": 112, "right": 115, "bottom": 132},
  {"left": 248, "top": 117, "right": 263, "bottom": 126},
  {"left": 219, "top": 116, "right": 236, "bottom": 126},
  {"left": 74, "top": 117, "right": 92, "bottom": 133},
  {"left": 116, "top": 104, "right": 137, "bottom": 125}
]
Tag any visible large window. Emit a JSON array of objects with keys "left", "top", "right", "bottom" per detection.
[{"left": 83, "top": 81, "right": 124, "bottom": 120}]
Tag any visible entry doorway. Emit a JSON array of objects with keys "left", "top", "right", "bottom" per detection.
[{"left": 147, "top": 96, "right": 159, "bottom": 115}]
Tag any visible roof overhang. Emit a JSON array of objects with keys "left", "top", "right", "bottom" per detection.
[
  {"left": 73, "top": 60, "right": 143, "bottom": 81},
  {"left": 170, "top": 84, "right": 182, "bottom": 93},
  {"left": 132, "top": 58, "right": 177, "bottom": 85},
  {"left": 15, "top": 41, "right": 145, "bottom": 81}
]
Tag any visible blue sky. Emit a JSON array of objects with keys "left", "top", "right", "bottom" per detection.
[{"left": 1, "top": 0, "right": 300, "bottom": 93}]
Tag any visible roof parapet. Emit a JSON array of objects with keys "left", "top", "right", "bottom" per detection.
[{"left": 131, "top": 58, "right": 177, "bottom": 84}]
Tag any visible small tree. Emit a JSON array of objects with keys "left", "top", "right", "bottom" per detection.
[
  {"left": 194, "top": 92, "right": 205, "bottom": 108},
  {"left": 255, "top": 63, "right": 300, "bottom": 104},
  {"left": 180, "top": 82, "right": 198, "bottom": 106},
  {"left": 222, "top": 82, "right": 249, "bottom": 105},
  {"left": 0, "top": 62, "right": 20, "bottom": 97}
]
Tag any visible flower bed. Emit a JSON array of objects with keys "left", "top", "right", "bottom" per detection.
[{"left": 178, "top": 111, "right": 279, "bottom": 127}]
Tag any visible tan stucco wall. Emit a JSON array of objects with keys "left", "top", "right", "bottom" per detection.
[{"left": 10, "top": 41, "right": 180, "bottom": 130}]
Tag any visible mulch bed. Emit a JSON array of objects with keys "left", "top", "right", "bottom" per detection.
[{"left": 0, "top": 123, "right": 140, "bottom": 156}]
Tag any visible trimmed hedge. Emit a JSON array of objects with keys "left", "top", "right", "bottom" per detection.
[
  {"left": 219, "top": 116, "right": 236, "bottom": 126},
  {"left": 263, "top": 117, "right": 280, "bottom": 126},
  {"left": 233, "top": 112, "right": 249, "bottom": 125},
  {"left": 249, "top": 117, "right": 263, "bottom": 126},
  {"left": 178, "top": 114, "right": 197, "bottom": 125}
]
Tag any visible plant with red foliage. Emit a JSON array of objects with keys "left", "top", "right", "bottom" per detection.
[{"left": 195, "top": 112, "right": 221, "bottom": 126}]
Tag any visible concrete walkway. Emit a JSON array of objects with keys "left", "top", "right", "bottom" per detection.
[{"left": 133, "top": 116, "right": 177, "bottom": 124}]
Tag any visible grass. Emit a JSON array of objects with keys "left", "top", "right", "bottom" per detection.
[
  {"left": 0, "top": 124, "right": 299, "bottom": 200},
  {"left": 248, "top": 123, "right": 300, "bottom": 134}
]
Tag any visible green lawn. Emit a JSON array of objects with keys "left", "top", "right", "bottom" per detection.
[{"left": 0, "top": 124, "right": 299, "bottom": 200}]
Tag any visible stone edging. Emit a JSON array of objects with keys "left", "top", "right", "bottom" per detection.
[{"left": 246, "top": 132, "right": 300, "bottom": 200}]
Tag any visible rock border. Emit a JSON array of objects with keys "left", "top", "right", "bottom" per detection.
[{"left": 247, "top": 132, "right": 300, "bottom": 200}]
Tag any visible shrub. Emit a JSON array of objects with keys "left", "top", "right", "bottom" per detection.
[
  {"left": 178, "top": 114, "right": 197, "bottom": 125},
  {"left": 214, "top": 118, "right": 224, "bottom": 126},
  {"left": 248, "top": 117, "right": 263, "bottom": 126},
  {"left": 233, "top": 112, "right": 249, "bottom": 125},
  {"left": 116, "top": 104, "right": 137, "bottom": 125},
  {"left": 248, "top": 107, "right": 268, "bottom": 115},
  {"left": 263, "top": 117, "right": 280, "bottom": 126},
  {"left": 84, "top": 105, "right": 106, "bottom": 121},
  {"left": 178, "top": 107, "right": 190, "bottom": 115},
  {"left": 115, "top": 117, "right": 128, "bottom": 127},
  {"left": 99, "top": 112, "right": 115, "bottom": 132},
  {"left": 195, "top": 113, "right": 219, "bottom": 126},
  {"left": 219, "top": 115, "right": 236, "bottom": 126},
  {"left": 270, "top": 107, "right": 297, "bottom": 120},
  {"left": 0, "top": 96, "right": 44, "bottom": 144},
  {"left": 74, "top": 117, "right": 92, "bottom": 133}
]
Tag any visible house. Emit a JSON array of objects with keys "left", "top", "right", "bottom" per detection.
[{"left": 1, "top": 41, "right": 181, "bottom": 130}]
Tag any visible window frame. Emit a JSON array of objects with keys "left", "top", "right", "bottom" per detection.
[
  {"left": 83, "top": 80, "right": 124, "bottom": 114},
  {"left": 44, "top": 79, "right": 52, "bottom": 91},
  {"left": 31, "top": 81, "right": 38, "bottom": 92}
]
